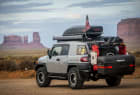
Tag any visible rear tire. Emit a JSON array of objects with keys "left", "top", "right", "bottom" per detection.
[
  {"left": 68, "top": 67, "right": 84, "bottom": 89},
  {"left": 36, "top": 67, "right": 51, "bottom": 87},
  {"left": 105, "top": 76, "right": 122, "bottom": 87}
]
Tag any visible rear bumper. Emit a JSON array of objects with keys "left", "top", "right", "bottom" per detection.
[{"left": 97, "top": 55, "right": 135, "bottom": 76}]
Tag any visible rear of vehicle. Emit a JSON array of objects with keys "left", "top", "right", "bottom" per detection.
[
  {"left": 62, "top": 26, "right": 135, "bottom": 87},
  {"left": 88, "top": 39, "right": 135, "bottom": 86}
]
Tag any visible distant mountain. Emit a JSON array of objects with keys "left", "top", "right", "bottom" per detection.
[
  {"left": 0, "top": 32, "right": 46, "bottom": 50},
  {"left": 117, "top": 18, "right": 140, "bottom": 51}
]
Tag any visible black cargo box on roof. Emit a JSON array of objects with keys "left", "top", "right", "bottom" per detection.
[
  {"left": 97, "top": 55, "right": 135, "bottom": 75},
  {"left": 63, "top": 26, "right": 103, "bottom": 38}
]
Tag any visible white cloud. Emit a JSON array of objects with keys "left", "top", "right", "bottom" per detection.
[
  {"left": 0, "top": 0, "right": 139, "bottom": 25},
  {"left": 25, "top": 0, "right": 94, "bottom": 9},
  {"left": 1, "top": 0, "right": 94, "bottom": 7},
  {"left": 67, "top": 0, "right": 139, "bottom": 18},
  {"left": 1, "top": 0, "right": 52, "bottom": 6},
  {"left": 0, "top": 11, "right": 82, "bottom": 25},
  {"left": 26, "top": 6, "right": 52, "bottom": 10}
]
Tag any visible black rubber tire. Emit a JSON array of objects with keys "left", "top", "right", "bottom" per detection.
[
  {"left": 68, "top": 67, "right": 84, "bottom": 89},
  {"left": 36, "top": 67, "right": 51, "bottom": 87},
  {"left": 105, "top": 76, "right": 122, "bottom": 87},
  {"left": 101, "top": 48, "right": 117, "bottom": 56}
]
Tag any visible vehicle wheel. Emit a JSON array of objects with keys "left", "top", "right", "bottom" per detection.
[
  {"left": 36, "top": 67, "right": 51, "bottom": 87},
  {"left": 68, "top": 67, "right": 84, "bottom": 89},
  {"left": 105, "top": 76, "right": 122, "bottom": 87}
]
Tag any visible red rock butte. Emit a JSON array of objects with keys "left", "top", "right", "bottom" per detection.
[
  {"left": 117, "top": 18, "right": 140, "bottom": 50},
  {"left": 0, "top": 32, "right": 46, "bottom": 50}
]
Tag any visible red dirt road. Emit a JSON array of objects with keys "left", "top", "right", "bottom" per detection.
[{"left": 0, "top": 79, "right": 140, "bottom": 95}]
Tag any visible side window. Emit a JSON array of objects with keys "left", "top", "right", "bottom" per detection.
[
  {"left": 51, "top": 46, "right": 62, "bottom": 56},
  {"left": 77, "top": 45, "right": 87, "bottom": 55},
  {"left": 61, "top": 45, "right": 69, "bottom": 55}
]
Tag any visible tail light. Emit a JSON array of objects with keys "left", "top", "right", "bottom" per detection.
[
  {"left": 119, "top": 43, "right": 126, "bottom": 55},
  {"left": 80, "top": 57, "right": 88, "bottom": 62},
  {"left": 129, "top": 64, "right": 135, "bottom": 67},
  {"left": 93, "top": 65, "right": 112, "bottom": 71},
  {"left": 92, "top": 45, "right": 99, "bottom": 56},
  {"left": 97, "top": 66, "right": 112, "bottom": 69},
  {"left": 93, "top": 64, "right": 98, "bottom": 71}
]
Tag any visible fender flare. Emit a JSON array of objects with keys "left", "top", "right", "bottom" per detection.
[
  {"left": 67, "top": 63, "right": 91, "bottom": 73},
  {"left": 34, "top": 63, "right": 47, "bottom": 71}
]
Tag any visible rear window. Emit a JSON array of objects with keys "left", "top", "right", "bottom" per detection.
[
  {"left": 61, "top": 45, "right": 69, "bottom": 55},
  {"left": 77, "top": 45, "right": 87, "bottom": 55}
]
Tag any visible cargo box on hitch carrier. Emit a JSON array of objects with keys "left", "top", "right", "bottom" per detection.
[{"left": 97, "top": 55, "right": 135, "bottom": 76}]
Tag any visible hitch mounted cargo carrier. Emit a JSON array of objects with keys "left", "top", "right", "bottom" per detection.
[{"left": 97, "top": 55, "right": 135, "bottom": 76}]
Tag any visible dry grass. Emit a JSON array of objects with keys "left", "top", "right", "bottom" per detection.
[
  {"left": 0, "top": 49, "right": 139, "bottom": 79},
  {"left": 0, "top": 49, "right": 47, "bottom": 57},
  {"left": 0, "top": 70, "right": 35, "bottom": 79},
  {"left": 0, "top": 56, "right": 39, "bottom": 71},
  {"left": 0, "top": 66, "right": 140, "bottom": 79},
  {"left": 136, "top": 57, "right": 140, "bottom": 66}
]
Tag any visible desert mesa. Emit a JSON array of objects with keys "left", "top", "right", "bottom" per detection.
[{"left": 0, "top": 32, "right": 45, "bottom": 50}]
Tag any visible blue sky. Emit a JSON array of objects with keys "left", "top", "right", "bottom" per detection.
[{"left": 0, "top": 0, "right": 140, "bottom": 48}]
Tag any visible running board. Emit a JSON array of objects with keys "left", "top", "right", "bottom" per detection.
[
  {"left": 48, "top": 73, "right": 67, "bottom": 80},
  {"left": 48, "top": 76, "right": 67, "bottom": 80}
]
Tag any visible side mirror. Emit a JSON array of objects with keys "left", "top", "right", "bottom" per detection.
[{"left": 47, "top": 50, "right": 52, "bottom": 59}]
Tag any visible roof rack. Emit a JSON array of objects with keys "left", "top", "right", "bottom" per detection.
[{"left": 53, "top": 34, "right": 104, "bottom": 42}]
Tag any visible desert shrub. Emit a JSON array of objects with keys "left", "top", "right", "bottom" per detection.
[
  {"left": 129, "top": 51, "right": 140, "bottom": 57},
  {"left": 134, "top": 52, "right": 140, "bottom": 57},
  {"left": 0, "top": 61, "right": 5, "bottom": 71},
  {"left": 0, "top": 60, "right": 17, "bottom": 71},
  {"left": 5, "top": 60, "right": 17, "bottom": 71},
  {"left": 0, "top": 56, "right": 38, "bottom": 71},
  {"left": 18, "top": 59, "right": 34, "bottom": 70}
]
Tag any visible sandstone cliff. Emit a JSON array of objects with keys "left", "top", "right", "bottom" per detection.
[
  {"left": 0, "top": 32, "right": 45, "bottom": 50},
  {"left": 117, "top": 18, "right": 140, "bottom": 51}
]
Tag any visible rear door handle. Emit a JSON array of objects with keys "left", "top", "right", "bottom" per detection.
[{"left": 56, "top": 58, "right": 60, "bottom": 61}]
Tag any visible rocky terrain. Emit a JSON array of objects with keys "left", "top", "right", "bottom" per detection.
[{"left": 117, "top": 18, "right": 140, "bottom": 51}]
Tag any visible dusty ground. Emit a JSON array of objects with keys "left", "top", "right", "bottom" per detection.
[
  {"left": 0, "top": 66, "right": 140, "bottom": 79},
  {"left": 0, "top": 79, "right": 140, "bottom": 95}
]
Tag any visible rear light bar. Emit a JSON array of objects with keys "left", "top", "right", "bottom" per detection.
[
  {"left": 97, "top": 66, "right": 112, "bottom": 69},
  {"left": 80, "top": 57, "right": 88, "bottom": 62},
  {"left": 93, "top": 65, "right": 112, "bottom": 71}
]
